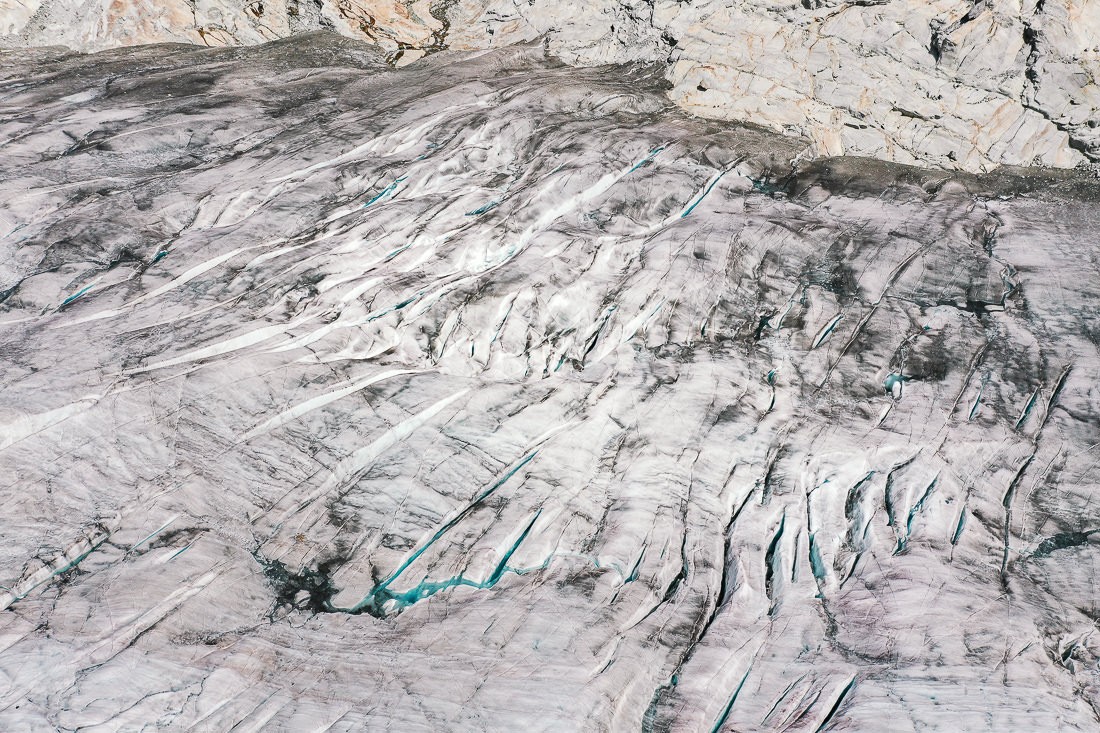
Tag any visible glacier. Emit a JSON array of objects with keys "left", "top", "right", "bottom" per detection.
[{"left": 2, "top": 33, "right": 1100, "bottom": 731}]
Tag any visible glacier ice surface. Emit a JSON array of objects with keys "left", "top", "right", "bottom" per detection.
[{"left": 2, "top": 35, "right": 1100, "bottom": 731}]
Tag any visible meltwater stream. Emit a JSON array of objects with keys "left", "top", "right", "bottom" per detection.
[{"left": 3, "top": 34, "right": 1100, "bottom": 731}]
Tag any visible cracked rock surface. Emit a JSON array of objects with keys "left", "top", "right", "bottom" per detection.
[
  {"left": 3, "top": 36, "right": 1100, "bottom": 730},
  {"left": 3, "top": 0, "right": 1100, "bottom": 171}
]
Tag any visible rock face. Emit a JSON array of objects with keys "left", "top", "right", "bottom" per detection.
[
  {"left": 4, "top": 37, "right": 1100, "bottom": 730},
  {"left": 3, "top": 0, "right": 1100, "bottom": 171}
]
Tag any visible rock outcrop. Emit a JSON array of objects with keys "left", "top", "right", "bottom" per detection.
[{"left": 3, "top": 0, "right": 1100, "bottom": 171}]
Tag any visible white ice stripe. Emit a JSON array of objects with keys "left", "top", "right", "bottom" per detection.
[
  {"left": 125, "top": 321, "right": 297, "bottom": 374},
  {"left": 265, "top": 278, "right": 386, "bottom": 352},
  {"left": 127, "top": 247, "right": 252, "bottom": 304},
  {"left": 620, "top": 298, "right": 665, "bottom": 344},
  {"left": 0, "top": 394, "right": 103, "bottom": 452},
  {"left": 268, "top": 138, "right": 382, "bottom": 182},
  {"left": 593, "top": 298, "right": 665, "bottom": 363},
  {"left": 268, "top": 113, "right": 445, "bottom": 184},
  {"left": 242, "top": 368, "right": 428, "bottom": 440},
  {"left": 239, "top": 240, "right": 299, "bottom": 270},
  {"left": 0, "top": 516, "right": 118, "bottom": 610},
  {"left": 128, "top": 515, "right": 179, "bottom": 553},
  {"left": 54, "top": 243, "right": 269, "bottom": 328},
  {"left": 274, "top": 389, "right": 470, "bottom": 525}
]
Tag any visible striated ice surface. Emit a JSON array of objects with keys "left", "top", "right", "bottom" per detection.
[{"left": 3, "top": 36, "right": 1100, "bottom": 730}]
